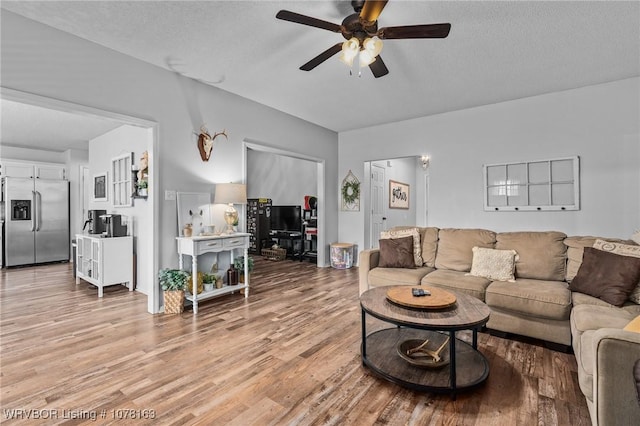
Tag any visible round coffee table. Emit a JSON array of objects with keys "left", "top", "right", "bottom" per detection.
[{"left": 360, "top": 286, "right": 491, "bottom": 398}]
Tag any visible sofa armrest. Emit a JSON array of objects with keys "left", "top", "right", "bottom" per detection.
[
  {"left": 358, "top": 249, "right": 380, "bottom": 296},
  {"left": 592, "top": 328, "right": 640, "bottom": 426}
]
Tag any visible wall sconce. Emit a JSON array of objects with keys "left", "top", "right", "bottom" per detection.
[{"left": 421, "top": 155, "right": 430, "bottom": 170}]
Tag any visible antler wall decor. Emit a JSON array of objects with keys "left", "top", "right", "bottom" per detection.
[{"left": 196, "top": 125, "right": 228, "bottom": 162}]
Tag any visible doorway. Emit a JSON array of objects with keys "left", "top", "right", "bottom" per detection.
[
  {"left": 243, "top": 139, "right": 326, "bottom": 267},
  {"left": 1, "top": 88, "right": 160, "bottom": 314},
  {"left": 365, "top": 155, "right": 428, "bottom": 249}
]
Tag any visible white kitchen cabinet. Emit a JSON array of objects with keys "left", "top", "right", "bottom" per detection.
[
  {"left": 1, "top": 160, "right": 66, "bottom": 180},
  {"left": 75, "top": 234, "right": 133, "bottom": 297}
]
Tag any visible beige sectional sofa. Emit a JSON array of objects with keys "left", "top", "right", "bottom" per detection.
[{"left": 359, "top": 227, "right": 640, "bottom": 426}]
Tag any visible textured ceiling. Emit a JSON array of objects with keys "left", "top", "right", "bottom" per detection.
[
  {"left": 0, "top": 99, "right": 124, "bottom": 152},
  {"left": 1, "top": 0, "right": 639, "bottom": 140}
]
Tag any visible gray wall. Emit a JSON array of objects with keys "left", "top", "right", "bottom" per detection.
[
  {"left": 340, "top": 77, "right": 640, "bottom": 252},
  {"left": 247, "top": 149, "right": 317, "bottom": 206}
]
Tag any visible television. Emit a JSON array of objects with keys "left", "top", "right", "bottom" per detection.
[{"left": 270, "top": 205, "right": 302, "bottom": 233}]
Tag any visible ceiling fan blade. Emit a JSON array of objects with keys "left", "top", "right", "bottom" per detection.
[
  {"left": 360, "top": 0, "right": 389, "bottom": 24},
  {"left": 379, "top": 23, "right": 451, "bottom": 39},
  {"left": 276, "top": 10, "right": 342, "bottom": 33},
  {"left": 300, "top": 43, "right": 343, "bottom": 71},
  {"left": 369, "top": 55, "right": 389, "bottom": 78}
]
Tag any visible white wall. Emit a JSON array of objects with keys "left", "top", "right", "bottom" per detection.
[
  {"left": 247, "top": 149, "right": 317, "bottom": 205},
  {"left": 1, "top": 11, "right": 339, "bottom": 304},
  {"left": 88, "top": 125, "right": 153, "bottom": 295},
  {"left": 340, "top": 78, "right": 640, "bottom": 253}
]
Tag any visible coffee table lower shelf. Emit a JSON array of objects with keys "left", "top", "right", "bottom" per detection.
[{"left": 362, "top": 328, "right": 489, "bottom": 395}]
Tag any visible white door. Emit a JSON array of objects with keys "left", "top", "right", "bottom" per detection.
[{"left": 370, "top": 164, "right": 386, "bottom": 248}]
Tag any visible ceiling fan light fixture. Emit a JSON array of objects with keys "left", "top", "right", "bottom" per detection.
[
  {"left": 338, "top": 37, "right": 359, "bottom": 66},
  {"left": 363, "top": 36, "right": 383, "bottom": 57},
  {"left": 359, "top": 50, "right": 376, "bottom": 67}
]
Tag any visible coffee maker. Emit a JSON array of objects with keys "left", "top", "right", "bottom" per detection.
[
  {"left": 99, "top": 214, "right": 127, "bottom": 238},
  {"left": 83, "top": 209, "right": 106, "bottom": 234}
]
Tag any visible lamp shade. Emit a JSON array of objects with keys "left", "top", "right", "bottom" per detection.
[{"left": 215, "top": 183, "right": 247, "bottom": 204}]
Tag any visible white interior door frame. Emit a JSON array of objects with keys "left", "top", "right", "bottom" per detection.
[
  {"left": 370, "top": 164, "right": 386, "bottom": 248},
  {"left": 242, "top": 139, "right": 326, "bottom": 267}
]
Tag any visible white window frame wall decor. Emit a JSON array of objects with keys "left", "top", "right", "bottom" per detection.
[
  {"left": 111, "top": 152, "right": 134, "bottom": 207},
  {"left": 483, "top": 156, "right": 580, "bottom": 211}
]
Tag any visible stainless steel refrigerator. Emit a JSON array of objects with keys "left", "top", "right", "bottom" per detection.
[{"left": 2, "top": 176, "right": 70, "bottom": 267}]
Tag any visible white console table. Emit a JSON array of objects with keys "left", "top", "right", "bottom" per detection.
[{"left": 176, "top": 233, "right": 250, "bottom": 314}]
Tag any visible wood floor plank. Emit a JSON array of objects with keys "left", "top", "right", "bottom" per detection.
[{"left": 0, "top": 260, "right": 590, "bottom": 425}]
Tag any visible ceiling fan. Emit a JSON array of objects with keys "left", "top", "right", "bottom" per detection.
[{"left": 276, "top": 0, "right": 451, "bottom": 78}]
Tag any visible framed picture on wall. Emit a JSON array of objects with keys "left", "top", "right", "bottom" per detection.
[
  {"left": 93, "top": 172, "right": 108, "bottom": 202},
  {"left": 389, "top": 180, "right": 409, "bottom": 209}
]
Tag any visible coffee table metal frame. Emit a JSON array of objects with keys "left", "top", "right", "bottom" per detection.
[{"left": 360, "top": 286, "right": 491, "bottom": 398}]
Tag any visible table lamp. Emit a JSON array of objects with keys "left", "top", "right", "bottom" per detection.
[{"left": 215, "top": 183, "right": 247, "bottom": 233}]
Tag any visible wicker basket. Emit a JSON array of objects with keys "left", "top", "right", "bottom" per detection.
[
  {"left": 262, "top": 248, "right": 287, "bottom": 261},
  {"left": 163, "top": 290, "right": 185, "bottom": 314}
]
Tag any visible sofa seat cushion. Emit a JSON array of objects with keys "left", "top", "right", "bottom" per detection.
[
  {"left": 421, "top": 269, "right": 491, "bottom": 301},
  {"left": 570, "top": 304, "right": 636, "bottom": 400},
  {"left": 496, "top": 231, "right": 567, "bottom": 281},
  {"left": 571, "top": 304, "right": 635, "bottom": 346},
  {"left": 577, "top": 330, "right": 596, "bottom": 400},
  {"left": 572, "top": 291, "right": 640, "bottom": 313},
  {"left": 485, "top": 279, "right": 571, "bottom": 321},
  {"left": 368, "top": 266, "right": 434, "bottom": 288}
]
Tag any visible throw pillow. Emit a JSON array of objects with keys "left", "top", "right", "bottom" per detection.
[
  {"left": 378, "top": 236, "right": 416, "bottom": 269},
  {"left": 380, "top": 228, "right": 422, "bottom": 267},
  {"left": 593, "top": 239, "right": 640, "bottom": 304},
  {"left": 631, "top": 230, "right": 640, "bottom": 245},
  {"left": 466, "top": 247, "right": 519, "bottom": 282},
  {"left": 569, "top": 247, "right": 640, "bottom": 306},
  {"left": 623, "top": 315, "right": 640, "bottom": 333}
]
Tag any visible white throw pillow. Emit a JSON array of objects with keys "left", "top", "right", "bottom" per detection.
[
  {"left": 467, "top": 247, "right": 519, "bottom": 282},
  {"left": 593, "top": 239, "right": 640, "bottom": 304},
  {"left": 380, "top": 228, "right": 422, "bottom": 267}
]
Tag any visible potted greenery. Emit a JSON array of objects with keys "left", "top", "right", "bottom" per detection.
[
  {"left": 203, "top": 273, "right": 216, "bottom": 292},
  {"left": 159, "top": 268, "right": 189, "bottom": 314},
  {"left": 137, "top": 179, "right": 148, "bottom": 197},
  {"left": 234, "top": 256, "right": 254, "bottom": 284}
]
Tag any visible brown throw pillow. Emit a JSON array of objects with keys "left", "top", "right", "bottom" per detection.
[
  {"left": 378, "top": 236, "right": 416, "bottom": 269},
  {"left": 569, "top": 247, "right": 640, "bottom": 306}
]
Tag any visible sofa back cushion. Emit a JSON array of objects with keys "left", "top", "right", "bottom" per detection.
[
  {"left": 496, "top": 231, "right": 567, "bottom": 281},
  {"left": 420, "top": 227, "right": 439, "bottom": 267},
  {"left": 389, "top": 226, "right": 439, "bottom": 267},
  {"left": 564, "top": 236, "right": 636, "bottom": 282},
  {"left": 435, "top": 228, "right": 496, "bottom": 272}
]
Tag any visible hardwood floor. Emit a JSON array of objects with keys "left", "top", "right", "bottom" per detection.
[{"left": 0, "top": 259, "right": 590, "bottom": 425}]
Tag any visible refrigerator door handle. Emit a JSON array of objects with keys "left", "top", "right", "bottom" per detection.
[
  {"left": 36, "top": 191, "right": 41, "bottom": 231},
  {"left": 31, "top": 190, "right": 36, "bottom": 232}
]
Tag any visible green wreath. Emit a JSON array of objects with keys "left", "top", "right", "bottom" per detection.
[{"left": 342, "top": 180, "right": 360, "bottom": 205}]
